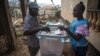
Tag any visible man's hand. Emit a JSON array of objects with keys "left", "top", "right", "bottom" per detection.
[
  {"left": 58, "top": 26, "right": 67, "bottom": 31},
  {"left": 41, "top": 26, "right": 50, "bottom": 32}
]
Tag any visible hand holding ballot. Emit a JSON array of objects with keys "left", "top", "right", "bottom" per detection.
[{"left": 41, "top": 26, "right": 50, "bottom": 32}]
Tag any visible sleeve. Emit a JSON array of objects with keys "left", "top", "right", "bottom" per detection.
[
  {"left": 68, "top": 19, "right": 76, "bottom": 32},
  {"left": 23, "top": 16, "right": 33, "bottom": 31}
]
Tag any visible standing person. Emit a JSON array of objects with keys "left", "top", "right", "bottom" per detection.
[
  {"left": 23, "top": 2, "right": 50, "bottom": 56},
  {"left": 59, "top": 1, "right": 89, "bottom": 56}
]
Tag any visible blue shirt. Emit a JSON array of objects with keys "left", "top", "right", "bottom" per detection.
[
  {"left": 24, "top": 14, "right": 40, "bottom": 47},
  {"left": 69, "top": 18, "right": 88, "bottom": 48}
]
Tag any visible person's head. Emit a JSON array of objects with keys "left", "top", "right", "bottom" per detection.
[
  {"left": 28, "top": 2, "right": 39, "bottom": 16},
  {"left": 73, "top": 1, "right": 85, "bottom": 18}
]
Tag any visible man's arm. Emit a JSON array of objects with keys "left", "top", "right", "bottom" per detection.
[
  {"left": 23, "top": 16, "right": 41, "bottom": 36},
  {"left": 24, "top": 27, "right": 50, "bottom": 36},
  {"left": 23, "top": 28, "right": 40, "bottom": 35}
]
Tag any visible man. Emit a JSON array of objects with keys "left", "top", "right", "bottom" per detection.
[{"left": 23, "top": 2, "right": 50, "bottom": 56}]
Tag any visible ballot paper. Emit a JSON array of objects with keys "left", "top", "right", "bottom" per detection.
[
  {"left": 40, "top": 29, "right": 66, "bottom": 35},
  {"left": 53, "top": 29, "right": 61, "bottom": 35}
]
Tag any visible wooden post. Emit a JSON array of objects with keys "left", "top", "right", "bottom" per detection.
[
  {"left": 0, "top": 0, "right": 17, "bottom": 51},
  {"left": 20, "top": 0, "right": 28, "bottom": 20}
]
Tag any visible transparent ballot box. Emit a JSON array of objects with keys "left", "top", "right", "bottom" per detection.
[
  {"left": 37, "top": 30, "right": 68, "bottom": 56},
  {"left": 45, "top": 20, "right": 64, "bottom": 28},
  {"left": 45, "top": 21, "right": 64, "bottom": 32}
]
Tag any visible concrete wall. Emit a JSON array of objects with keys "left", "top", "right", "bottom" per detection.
[{"left": 61, "top": 0, "right": 87, "bottom": 22}]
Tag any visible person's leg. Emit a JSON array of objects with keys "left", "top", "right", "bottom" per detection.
[
  {"left": 74, "top": 46, "right": 88, "bottom": 56},
  {"left": 79, "top": 46, "right": 88, "bottom": 56},
  {"left": 74, "top": 47, "right": 80, "bottom": 56},
  {"left": 28, "top": 46, "right": 40, "bottom": 56}
]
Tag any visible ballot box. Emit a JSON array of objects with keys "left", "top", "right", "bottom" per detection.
[
  {"left": 37, "top": 29, "right": 68, "bottom": 56},
  {"left": 45, "top": 20, "right": 64, "bottom": 28}
]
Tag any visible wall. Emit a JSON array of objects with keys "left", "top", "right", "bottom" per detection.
[
  {"left": 61, "top": 0, "right": 87, "bottom": 22},
  {"left": 87, "top": 0, "right": 99, "bottom": 9}
]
